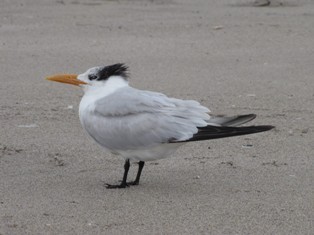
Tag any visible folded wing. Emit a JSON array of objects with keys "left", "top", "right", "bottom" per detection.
[{"left": 90, "top": 87, "right": 210, "bottom": 150}]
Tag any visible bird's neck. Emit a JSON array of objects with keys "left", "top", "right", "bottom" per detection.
[
  {"left": 79, "top": 76, "right": 129, "bottom": 125},
  {"left": 83, "top": 76, "right": 129, "bottom": 98}
]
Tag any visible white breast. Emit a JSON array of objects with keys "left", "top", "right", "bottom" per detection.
[{"left": 79, "top": 76, "right": 128, "bottom": 130}]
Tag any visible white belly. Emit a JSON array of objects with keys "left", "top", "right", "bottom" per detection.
[{"left": 114, "top": 143, "right": 184, "bottom": 162}]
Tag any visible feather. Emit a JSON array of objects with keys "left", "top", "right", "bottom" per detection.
[
  {"left": 175, "top": 125, "right": 274, "bottom": 142},
  {"left": 208, "top": 114, "right": 256, "bottom": 127}
]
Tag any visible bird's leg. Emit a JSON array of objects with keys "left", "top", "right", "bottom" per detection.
[
  {"left": 128, "top": 161, "right": 145, "bottom": 185},
  {"left": 106, "top": 159, "right": 130, "bottom": 189}
]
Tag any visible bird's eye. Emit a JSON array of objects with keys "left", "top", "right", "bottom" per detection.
[{"left": 88, "top": 74, "right": 98, "bottom": 80}]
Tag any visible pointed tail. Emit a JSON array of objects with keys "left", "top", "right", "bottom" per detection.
[{"left": 179, "top": 125, "right": 274, "bottom": 142}]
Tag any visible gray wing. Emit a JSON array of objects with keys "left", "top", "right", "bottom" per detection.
[{"left": 87, "top": 87, "right": 210, "bottom": 150}]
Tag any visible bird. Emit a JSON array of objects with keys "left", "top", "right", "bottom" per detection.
[{"left": 46, "top": 63, "right": 274, "bottom": 189}]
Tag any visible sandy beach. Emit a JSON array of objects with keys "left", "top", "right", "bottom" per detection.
[{"left": 1, "top": 0, "right": 314, "bottom": 234}]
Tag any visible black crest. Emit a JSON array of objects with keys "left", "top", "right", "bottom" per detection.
[{"left": 96, "top": 63, "right": 129, "bottom": 81}]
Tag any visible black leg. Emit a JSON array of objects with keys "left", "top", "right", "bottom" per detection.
[
  {"left": 128, "top": 161, "right": 145, "bottom": 185},
  {"left": 106, "top": 159, "right": 130, "bottom": 189}
]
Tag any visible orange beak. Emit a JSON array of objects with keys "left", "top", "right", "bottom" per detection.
[{"left": 46, "top": 74, "right": 87, "bottom": 86}]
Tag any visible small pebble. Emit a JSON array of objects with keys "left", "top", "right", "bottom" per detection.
[
  {"left": 213, "top": 25, "right": 223, "bottom": 30},
  {"left": 301, "top": 128, "right": 309, "bottom": 134},
  {"left": 242, "top": 144, "right": 253, "bottom": 148}
]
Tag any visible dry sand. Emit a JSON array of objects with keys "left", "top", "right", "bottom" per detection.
[{"left": 1, "top": 0, "right": 314, "bottom": 234}]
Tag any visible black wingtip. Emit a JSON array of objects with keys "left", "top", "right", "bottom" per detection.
[
  {"left": 245, "top": 114, "right": 257, "bottom": 119},
  {"left": 179, "top": 124, "right": 275, "bottom": 142},
  {"left": 257, "top": 125, "right": 275, "bottom": 131},
  {"left": 224, "top": 113, "right": 257, "bottom": 126}
]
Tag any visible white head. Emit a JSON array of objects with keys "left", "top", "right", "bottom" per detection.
[{"left": 46, "top": 63, "right": 129, "bottom": 92}]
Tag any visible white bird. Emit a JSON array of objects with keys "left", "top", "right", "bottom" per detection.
[{"left": 46, "top": 63, "right": 274, "bottom": 188}]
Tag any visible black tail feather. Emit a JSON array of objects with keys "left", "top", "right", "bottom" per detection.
[{"left": 178, "top": 125, "right": 274, "bottom": 142}]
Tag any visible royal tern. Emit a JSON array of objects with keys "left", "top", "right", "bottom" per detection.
[{"left": 46, "top": 63, "right": 274, "bottom": 188}]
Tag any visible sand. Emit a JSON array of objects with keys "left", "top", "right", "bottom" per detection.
[{"left": 1, "top": 0, "right": 314, "bottom": 234}]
